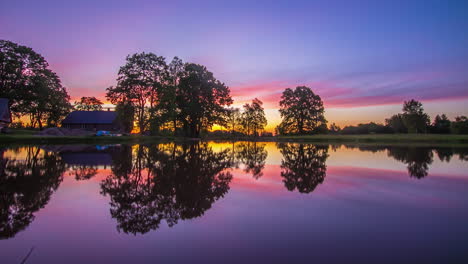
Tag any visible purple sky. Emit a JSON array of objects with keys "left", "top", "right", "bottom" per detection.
[{"left": 1, "top": 0, "right": 467, "bottom": 128}]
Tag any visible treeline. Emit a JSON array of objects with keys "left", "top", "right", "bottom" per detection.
[
  {"left": 2, "top": 40, "right": 467, "bottom": 136},
  {"left": 0, "top": 40, "right": 269, "bottom": 136},
  {"left": 105, "top": 53, "right": 268, "bottom": 137},
  {"left": 328, "top": 100, "right": 468, "bottom": 135}
]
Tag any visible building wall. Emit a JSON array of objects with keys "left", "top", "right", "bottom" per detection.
[{"left": 62, "top": 123, "right": 119, "bottom": 131}]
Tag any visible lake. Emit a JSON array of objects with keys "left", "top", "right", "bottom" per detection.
[{"left": 1, "top": 142, "right": 467, "bottom": 263}]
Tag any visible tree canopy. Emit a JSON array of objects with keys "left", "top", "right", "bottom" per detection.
[
  {"left": 451, "top": 116, "right": 468, "bottom": 134},
  {"left": 0, "top": 40, "right": 71, "bottom": 128},
  {"left": 106, "top": 52, "right": 168, "bottom": 133},
  {"left": 277, "top": 86, "right": 327, "bottom": 135},
  {"left": 177, "top": 63, "right": 232, "bottom": 137},
  {"left": 74, "top": 96, "right": 103, "bottom": 111},
  {"left": 240, "top": 98, "right": 267, "bottom": 136},
  {"left": 401, "top": 99, "right": 430, "bottom": 133},
  {"left": 107, "top": 55, "right": 232, "bottom": 137}
]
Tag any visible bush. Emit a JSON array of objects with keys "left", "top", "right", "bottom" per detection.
[{"left": 341, "top": 122, "right": 393, "bottom": 134}]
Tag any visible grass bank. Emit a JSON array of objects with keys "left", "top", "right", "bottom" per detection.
[
  {"left": 0, "top": 134, "right": 179, "bottom": 145},
  {"left": 1, "top": 132, "right": 468, "bottom": 146}
]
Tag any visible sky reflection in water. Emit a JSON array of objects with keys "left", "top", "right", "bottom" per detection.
[{"left": 1, "top": 142, "right": 467, "bottom": 263}]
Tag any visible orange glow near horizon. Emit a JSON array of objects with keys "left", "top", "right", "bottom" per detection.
[{"left": 64, "top": 90, "right": 468, "bottom": 132}]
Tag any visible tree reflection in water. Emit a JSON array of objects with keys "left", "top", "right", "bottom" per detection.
[
  {"left": 344, "top": 144, "right": 468, "bottom": 179},
  {"left": 69, "top": 165, "right": 99, "bottom": 180},
  {"left": 387, "top": 147, "right": 433, "bottom": 179},
  {"left": 277, "top": 143, "right": 329, "bottom": 194},
  {"left": 0, "top": 147, "right": 65, "bottom": 239},
  {"left": 100, "top": 143, "right": 233, "bottom": 235},
  {"left": 235, "top": 142, "right": 268, "bottom": 179}
]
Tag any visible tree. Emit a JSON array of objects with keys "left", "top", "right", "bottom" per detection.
[
  {"left": 430, "top": 114, "right": 451, "bottom": 134},
  {"left": 385, "top": 114, "right": 407, "bottom": 133},
  {"left": 19, "top": 69, "right": 71, "bottom": 129},
  {"left": 240, "top": 98, "right": 267, "bottom": 136},
  {"left": 0, "top": 40, "right": 71, "bottom": 127},
  {"left": 278, "top": 86, "right": 327, "bottom": 135},
  {"left": 451, "top": 116, "right": 468, "bottom": 134},
  {"left": 177, "top": 63, "right": 232, "bottom": 137},
  {"left": 0, "top": 40, "right": 48, "bottom": 114},
  {"left": 401, "top": 99, "right": 430, "bottom": 133},
  {"left": 340, "top": 122, "right": 393, "bottom": 134},
  {"left": 225, "top": 107, "right": 241, "bottom": 135},
  {"left": 74, "top": 96, "right": 103, "bottom": 111},
  {"left": 328, "top": 123, "right": 341, "bottom": 134},
  {"left": 106, "top": 52, "right": 168, "bottom": 133},
  {"left": 115, "top": 102, "right": 135, "bottom": 133}
]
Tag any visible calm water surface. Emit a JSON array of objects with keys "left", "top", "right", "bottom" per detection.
[{"left": 1, "top": 142, "right": 467, "bottom": 263}]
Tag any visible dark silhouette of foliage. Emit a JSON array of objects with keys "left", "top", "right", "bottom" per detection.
[
  {"left": 155, "top": 56, "right": 184, "bottom": 134},
  {"left": 277, "top": 143, "right": 329, "bottom": 193},
  {"left": 240, "top": 98, "right": 267, "bottom": 136},
  {"left": 328, "top": 123, "right": 341, "bottom": 134},
  {"left": 115, "top": 101, "right": 135, "bottom": 133},
  {"left": 0, "top": 40, "right": 71, "bottom": 128},
  {"left": 100, "top": 143, "right": 233, "bottom": 235},
  {"left": 69, "top": 165, "right": 99, "bottom": 180},
  {"left": 0, "top": 40, "right": 48, "bottom": 112},
  {"left": 401, "top": 99, "right": 430, "bottom": 133},
  {"left": 277, "top": 86, "right": 327, "bottom": 135},
  {"left": 177, "top": 63, "right": 233, "bottom": 137},
  {"left": 0, "top": 147, "right": 65, "bottom": 239},
  {"left": 106, "top": 52, "right": 168, "bottom": 133},
  {"left": 344, "top": 144, "right": 468, "bottom": 177},
  {"left": 74, "top": 96, "right": 103, "bottom": 111},
  {"left": 340, "top": 122, "right": 393, "bottom": 134},
  {"left": 235, "top": 142, "right": 268, "bottom": 179},
  {"left": 430, "top": 114, "right": 451, "bottom": 134},
  {"left": 385, "top": 114, "right": 408, "bottom": 133},
  {"left": 387, "top": 146, "right": 433, "bottom": 179},
  {"left": 435, "top": 147, "right": 453, "bottom": 162},
  {"left": 451, "top": 116, "right": 468, "bottom": 134},
  {"left": 225, "top": 107, "right": 241, "bottom": 135}
]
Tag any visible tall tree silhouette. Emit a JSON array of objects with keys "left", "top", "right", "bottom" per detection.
[
  {"left": 0, "top": 40, "right": 72, "bottom": 128},
  {"left": 401, "top": 99, "right": 430, "bottom": 133},
  {"left": 240, "top": 98, "right": 267, "bottom": 136},
  {"left": 177, "top": 63, "right": 233, "bottom": 137},
  {"left": 0, "top": 147, "right": 65, "bottom": 239},
  {"left": 277, "top": 86, "right": 327, "bottom": 135},
  {"left": 106, "top": 52, "right": 168, "bottom": 133},
  {"left": 277, "top": 143, "right": 329, "bottom": 193}
]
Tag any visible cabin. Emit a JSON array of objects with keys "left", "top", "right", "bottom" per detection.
[
  {"left": 61, "top": 111, "right": 120, "bottom": 131},
  {"left": 0, "top": 98, "right": 12, "bottom": 131}
]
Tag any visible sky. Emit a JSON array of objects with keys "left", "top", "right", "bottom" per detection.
[{"left": 1, "top": 0, "right": 467, "bottom": 130}]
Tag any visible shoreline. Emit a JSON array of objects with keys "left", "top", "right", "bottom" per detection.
[{"left": 1, "top": 133, "right": 468, "bottom": 146}]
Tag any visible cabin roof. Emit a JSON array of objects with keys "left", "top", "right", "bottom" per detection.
[
  {"left": 0, "top": 98, "right": 12, "bottom": 123},
  {"left": 62, "top": 111, "right": 117, "bottom": 124}
]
